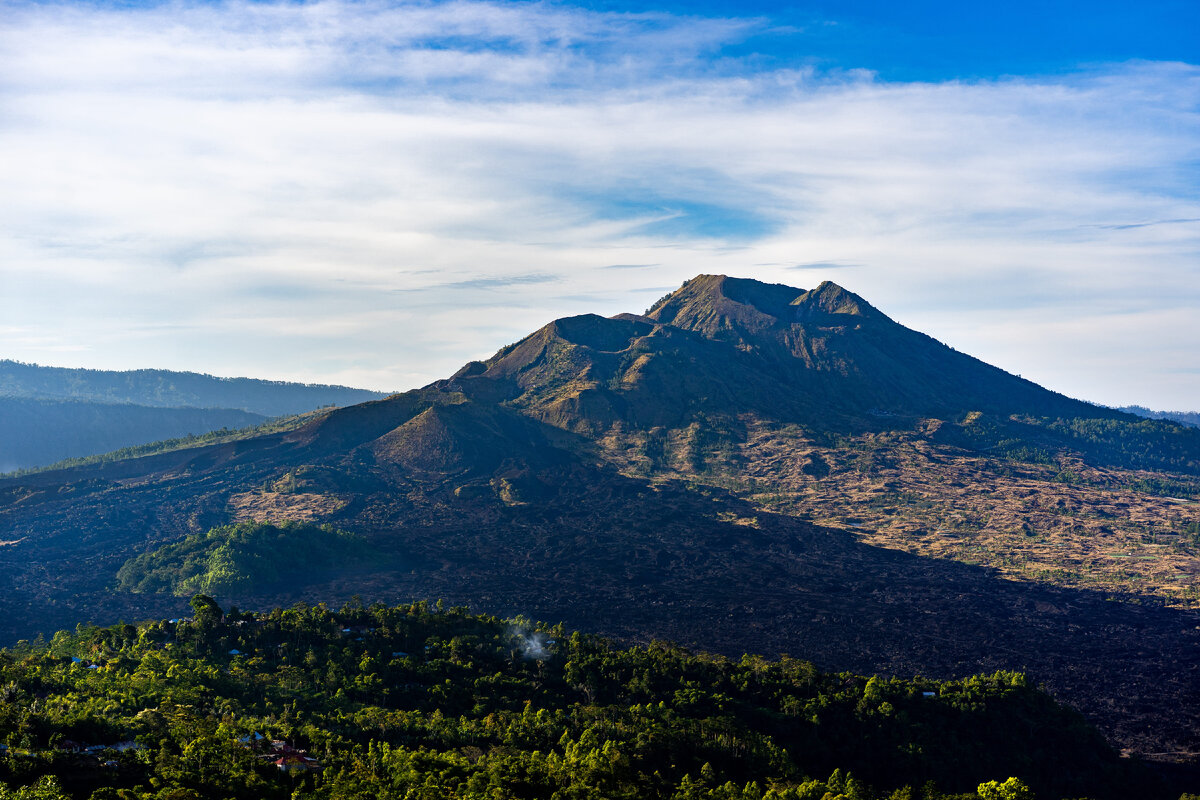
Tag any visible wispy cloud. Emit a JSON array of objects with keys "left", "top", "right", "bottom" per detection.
[
  {"left": 785, "top": 261, "right": 861, "bottom": 270},
  {"left": 1083, "top": 218, "right": 1200, "bottom": 230},
  {"left": 0, "top": 1, "right": 1196, "bottom": 407},
  {"left": 395, "top": 273, "right": 561, "bottom": 292}
]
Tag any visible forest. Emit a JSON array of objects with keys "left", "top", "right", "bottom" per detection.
[
  {"left": 115, "top": 523, "right": 378, "bottom": 597},
  {"left": 0, "top": 599, "right": 1181, "bottom": 800}
]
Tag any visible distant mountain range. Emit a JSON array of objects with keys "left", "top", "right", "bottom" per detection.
[
  {"left": 0, "top": 360, "right": 389, "bottom": 472},
  {"left": 0, "top": 359, "right": 387, "bottom": 414},
  {"left": 1, "top": 275, "right": 1198, "bottom": 760},
  {"left": 0, "top": 397, "right": 268, "bottom": 473},
  {"left": 1121, "top": 405, "right": 1200, "bottom": 428}
]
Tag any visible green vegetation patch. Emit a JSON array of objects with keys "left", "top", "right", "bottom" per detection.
[
  {"left": 937, "top": 412, "right": 1200, "bottom": 478},
  {"left": 115, "top": 522, "right": 376, "bottom": 597},
  {"left": 0, "top": 601, "right": 1165, "bottom": 800},
  {"left": 1036, "top": 416, "right": 1200, "bottom": 477}
]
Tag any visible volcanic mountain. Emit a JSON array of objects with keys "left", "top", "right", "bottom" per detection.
[
  {"left": 434, "top": 275, "right": 1111, "bottom": 444},
  {"left": 1, "top": 275, "right": 1198, "bottom": 762}
]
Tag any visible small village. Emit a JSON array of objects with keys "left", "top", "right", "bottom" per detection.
[
  {"left": 4, "top": 726, "right": 322, "bottom": 776},
  {"left": 236, "top": 732, "right": 321, "bottom": 773},
  {"left": 3, "top": 704, "right": 322, "bottom": 775}
]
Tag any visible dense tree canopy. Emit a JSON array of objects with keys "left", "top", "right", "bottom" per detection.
[
  {"left": 115, "top": 523, "right": 376, "bottom": 597},
  {"left": 0, "top": 600, "right": 1171, "bottom": 800}
]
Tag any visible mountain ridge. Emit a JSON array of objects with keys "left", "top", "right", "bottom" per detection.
[
  {"left": 0, "top": 359, "right": 389, "bottom": 416},
  {"left": 0, "top": 360, "right": 392, "bottom": 471}
]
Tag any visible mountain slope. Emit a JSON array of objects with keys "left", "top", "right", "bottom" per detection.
[
  {"left": 645, "top": 275, "right": 1101, "bottom": 419},
  {"left": 0, "top": 397, "right": 268, "bottom": 472}
]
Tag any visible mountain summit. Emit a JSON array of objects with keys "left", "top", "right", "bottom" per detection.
[
  {"left": 648, "top": 275, "right": 882, "bottom": 335},
  {"left": 439, "top": 275, "right": 1105, "bottom": 441}
]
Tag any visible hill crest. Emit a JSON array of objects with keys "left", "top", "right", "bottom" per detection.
[{"left": 0, "top": 359, "right": 388, "bottom": 417}]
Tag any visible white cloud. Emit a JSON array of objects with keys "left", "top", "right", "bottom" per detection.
[{"left": 0, "top": 1, "right": 1196, "bottom": 408}]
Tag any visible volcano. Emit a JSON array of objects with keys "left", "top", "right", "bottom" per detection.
[{"left": 2, "top": 274, "right": 1198, "bottom": 759}]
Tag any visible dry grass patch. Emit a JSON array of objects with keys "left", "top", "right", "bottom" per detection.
[
  {"left": 227, "top": 490, "right": 348, "bottom": 524},
  {"left": 634, "top": 420, "right": 1200, "bottom": 608}
]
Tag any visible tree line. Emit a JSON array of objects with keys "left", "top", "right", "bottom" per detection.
[{"left": 0, "top": 598, "right": 1178, "bottom": 800}]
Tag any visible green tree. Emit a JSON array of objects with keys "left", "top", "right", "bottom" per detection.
[
  {"left": 189, "top": 594, "right": 222, "bottom": 627},
  {"left": 977, "top": 777, "right": 1035, "bottom": 800},
  {"left": 0, "top": 776, "right": 71, "bottom": 799}
]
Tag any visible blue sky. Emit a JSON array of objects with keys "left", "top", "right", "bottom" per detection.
[
  {"left": 0, "top": 0, "right": 1197, "bottom": 408},
  {"left": 586, "top": 0, "right": 1200, "bottom": 80}
]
